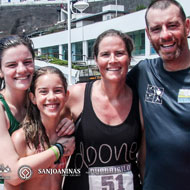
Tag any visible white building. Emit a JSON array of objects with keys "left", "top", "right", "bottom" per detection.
[
  {"left": 30, "top": 0, "right": 190, "bottom": 83},
  {"left": 0, "top": 0, "right": 103, "bottom": 6},
  {"left": 1, "top": 0, "right": 64, "bottom": 5}
]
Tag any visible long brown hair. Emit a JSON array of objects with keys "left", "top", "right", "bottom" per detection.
[{"left": 22, "top": 66, "right": 67, "bottom": 150}]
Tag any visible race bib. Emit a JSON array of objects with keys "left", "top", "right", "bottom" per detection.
[{"left": 88, "top": 164, "right": 133, "bottom": 190}]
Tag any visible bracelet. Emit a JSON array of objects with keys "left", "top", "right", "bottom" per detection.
[
  {"left": 54, "top": 143, "right": 65, "bottom": 164},
  {"left": 55, "top": 143, "right": 64, "bottom": 157},
  {"left": 50, "top": 146, "right": 59, "bottom": 161}
]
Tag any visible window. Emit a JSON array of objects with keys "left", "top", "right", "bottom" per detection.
[
  {"left": 62, "top": 44, "right": 68, "bottom": 60},
  {"left": 72, "top": 42, "right": 83, "bottom": 61},
  {"left": 87, "top": 39, "right": 95, "bottom": 59},
  {"left": 62, "top": 42, "right": 83, "bottom": 62},
  {"left": 127, "top": 30, "right": 145, "bottom": 56},
  {"left": 41, "top": 46, "right": 59, "bottom": 59}
]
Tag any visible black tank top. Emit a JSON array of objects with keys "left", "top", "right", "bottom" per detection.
[{"left": 63, "top": 81, "right": 142, "bottom": 190}]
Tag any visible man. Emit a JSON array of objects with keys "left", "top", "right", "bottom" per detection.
[{"left": 127, "top": 0, "right": 190, "bottom": 190}]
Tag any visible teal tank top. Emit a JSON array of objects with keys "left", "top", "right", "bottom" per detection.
[
  {"left": 0, "top": 94, "right": 20, "bottom": 135},
  {"left": 0, "top": 94, "right": 20, "bottom": 184}
]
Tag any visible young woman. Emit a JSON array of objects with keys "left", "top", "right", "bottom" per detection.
[
  {"left": 63, "top": 29, "right": 145, "bottom": 190},
  {"left": 0, "top": 35, "right": 74, "bottom": 189},
  {"left": 6, "top": 66, "right": 75, "bottom": 190}
]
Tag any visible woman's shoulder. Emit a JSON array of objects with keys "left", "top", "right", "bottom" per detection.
[
  {"left": 11, "top": 128, "right": 26, "bottom": 146},
  {"left": 65, "top": 82, "right": 87, "bottom": 121},
  {"left": 11, "top": 128, "right": 25, "bottom": 141},
  {"left": 11, "top": 128, "right": 27, "bottom": 157},
  {"left": 67, "top": 82, "right": 86, "bottom": 106},
  {"left": 68, "top": 82, "right": 86, "bottom": 95}
]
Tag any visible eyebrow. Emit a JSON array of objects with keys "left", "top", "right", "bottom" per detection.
[
  {"left": 4, "top": 61, "right": 17, "bottom": 65},
  {"left": 167, "top": 21, "right": 180, "bottom": 25},
  {"left": 24, "top": 58, "right": 33, "bottom": 60},
  {"left": 4, "top": 57, "right": 33, "bottom": 65},
  {"left": 37, "top": 86, "right": 64, "bottom": 90},
  {"left": 37, "top": 87, "right": 47, "bottom": 91}
]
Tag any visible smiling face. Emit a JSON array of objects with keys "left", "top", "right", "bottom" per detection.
[
  {"left": 95, "top": 35, "right": 130, "bottom": 82},
  {"left": 146, "top": 4, "right": 190, "bottom": 62},
  {"left": 1, "top": 44, "right": 34, "bottom": 91},
  {"left": 30, "top": 73, "right": 68, "bottom": 120}
]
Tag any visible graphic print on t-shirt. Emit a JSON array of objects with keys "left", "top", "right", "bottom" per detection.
[{"left": 145, "top": 84, "right": 164, "bottom": 104}]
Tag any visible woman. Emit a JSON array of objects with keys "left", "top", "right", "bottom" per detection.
[
  {"left": 0, "top": 35, "right": 74, "bottom": 189},
  {"left": 63, "top": 29, "right": 145, "bottom": 190}
]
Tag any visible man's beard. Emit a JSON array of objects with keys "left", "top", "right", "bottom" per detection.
[{"left": 152, "top": 36, "right": 185, "bottom": 62}]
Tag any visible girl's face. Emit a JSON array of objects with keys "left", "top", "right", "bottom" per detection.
[
  {"left": 30, "top": 73, "right": 68, "bottom": 119},
  {"left": 1, "top": 44, "right": 34, "bottom": 91},
  {"left": 95, "top": 36, "right": 130, "bottom": 82}
]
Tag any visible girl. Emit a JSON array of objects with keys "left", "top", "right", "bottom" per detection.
[
  {"left": 0, "top": 35, "right": 74, "bottom": 189},
  {"left": 8, "top": 66, "right": 75, "bottom": 190}
]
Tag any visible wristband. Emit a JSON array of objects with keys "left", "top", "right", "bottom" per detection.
[
  {"left": 54, "top": 143, "right": 65, "bottom": 164},
  {"left": 55, "top": 143, "right": 64, "bottom": 156},
  {"left": 50, "top": 146, "right": 59, "bottom": 161}
]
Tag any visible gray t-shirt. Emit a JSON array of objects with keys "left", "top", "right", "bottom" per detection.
[{"left": 127, "top": 57, "right": 190, "bottom": 190}]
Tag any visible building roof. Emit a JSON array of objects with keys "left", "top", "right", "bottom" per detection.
[{"left": 71, "top": 10, "right": 127, "bottom": 23}]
